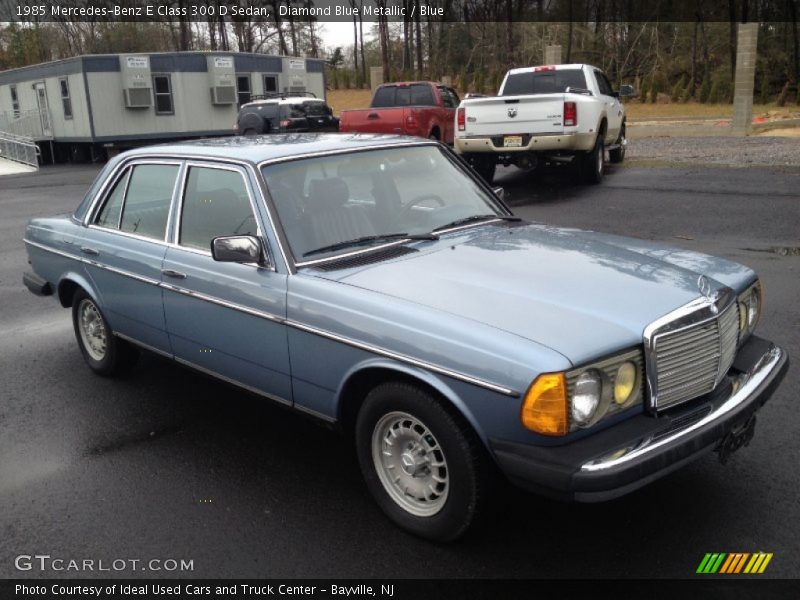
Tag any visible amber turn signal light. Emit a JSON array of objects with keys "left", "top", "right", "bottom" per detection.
[{"left": 520, "top": 372, "right": 568, "bottom": 436}]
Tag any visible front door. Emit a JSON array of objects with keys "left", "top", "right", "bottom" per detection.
[
  {"left": 161, "top": 162, "right": 292, "bottom": 403},
  {"left": 594, "top": 70, "right": 622, "bottom": 143},
  {"left": 34, "top": 82, "right": 52, "bottom": 137}
]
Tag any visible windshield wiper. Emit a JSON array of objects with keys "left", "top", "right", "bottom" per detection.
[
  {"left": 432, "top": 214, "right": 521, "bottom": 233},
  {"left": 303, "top": 232, "right": 439, "bottom": 258}
]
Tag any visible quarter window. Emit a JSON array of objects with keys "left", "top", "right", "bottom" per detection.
[
  {"left": 95, "top": 171, "right": 129, "bottom": 229},
  {"left": 152, "top": 74, "right": 174, "bottom": 115},
  {"left": 179, "top": 166, "right": 257, "bottom": 252},
  {"left": 118, "top": 164, "right": 179, "bottom": 239},
  {"left": 59, "top": 78, "right": 73, "bottom": 119}
]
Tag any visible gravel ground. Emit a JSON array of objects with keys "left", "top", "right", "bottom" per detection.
[{"left": 627, "top": 135, "right": 800, "bottom": 167}]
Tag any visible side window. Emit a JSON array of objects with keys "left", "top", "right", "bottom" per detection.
[
  {"left": 60, "top": 78, "right": 73, "bottom": 119},
  {"left": 437, "top": 87, "right": 454, "bottom": 108},
  {"left": 94, "top": 170, "right": 130, "bottom": 229},
  {"left": 119, "top": 164, "right": 179, "bottom": 239},
  {"left": 10, "top": 85, "right": 20, "bottom": 117},
  {"left": 448, "top": 88, "right": 461, "bottom": 104},
  {"left": 179, "top": 166, "right": 257, "bottom": 252},
  {"left": 236, "top": 74, "right": 251, "bottom": 106},
  {"left": 595, "top": 71, "right": 614, "bottom": 96}
]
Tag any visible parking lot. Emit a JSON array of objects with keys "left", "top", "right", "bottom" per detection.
[{"left": 1, "top": 155, "right": 798, "bottom": 578}]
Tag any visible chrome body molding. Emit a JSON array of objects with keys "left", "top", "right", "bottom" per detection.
[
  {"left": 286, "top": 320, "right": 519, "bottom": 398},
  {"left": 581, "top": 344, "right": 784, "bottom": 472},
  {"left": 113, "top": 331, "right": 173, "bottom": 359},
  {"left": 173, "top": 356, "right": 293, "bottom": 407},
  {"left": 24, "top": 238, "right": 518, "bottom": 398}
]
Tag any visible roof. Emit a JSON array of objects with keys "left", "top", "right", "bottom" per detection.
[
  {"left": 121, "top": 133, "right": 430, "bottom": 164},
  {"left": 505, "top": 64, "right": 589, "bottom": 75}
]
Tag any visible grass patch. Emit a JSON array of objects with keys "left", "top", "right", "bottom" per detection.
[{"left": 327, "top": 89, "right": 373, "bottom": 116}]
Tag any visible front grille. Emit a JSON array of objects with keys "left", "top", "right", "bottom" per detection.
[{"left": 652, "top": 303, "right": 739, "bottom": 410}]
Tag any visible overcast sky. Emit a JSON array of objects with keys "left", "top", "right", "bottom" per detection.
[{"left": 316, "top": 21, "right": 375, "bottom": 52}]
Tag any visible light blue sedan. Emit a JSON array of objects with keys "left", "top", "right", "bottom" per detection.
[{"left": 23, "top": 134, "right": 788, "bottom": 541}]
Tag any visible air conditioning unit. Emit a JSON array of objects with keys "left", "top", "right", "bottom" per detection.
[
  {"left": 121, "top": 55, "right": 152, "bottom": 108},
  {"left": 208, "top": 55, "right": 236, "bottom": 105},
  {"left": 124, "top": 88, "right": 152, "bottom": 108},
  {"left": 211, "top": 86, "right": 236, "bottom": 105}
]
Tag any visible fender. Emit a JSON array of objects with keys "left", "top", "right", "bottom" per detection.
[
  {"left": 336, "top": 357, "right": 490, "bottom": 447},
  {"left": 58, "top": 270, "right": 104, "bottom": 310}
]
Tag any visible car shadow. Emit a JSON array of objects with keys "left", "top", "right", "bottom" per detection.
[{"left": 495, "top": 161, "right": 623, "bottom": 207}]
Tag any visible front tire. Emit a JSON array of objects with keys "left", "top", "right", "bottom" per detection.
[
  {"left": 609, "top": 124, "right": 626, "bottom": 163},
  {"left": 581, "top": 133, "right": 605, "bottom": 184},
  {"left": 71, "top": 289, "right": 138, "bottom": 376},
  {"left": 355, "top": 382, "right": 489, "bottom": 542}
]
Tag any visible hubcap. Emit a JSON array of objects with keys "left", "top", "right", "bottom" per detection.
[
  {"left": 78, "top": 299, "right": 107, "bottom": 361},
  {"left": 371, "top": 411, "right": 449, "bottom": 517}
]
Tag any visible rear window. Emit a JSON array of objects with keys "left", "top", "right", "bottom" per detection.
[
  {"left": 371, "top": 84, "right": 435, "bottom": 107},
  {"left": 301, "top": 101, "right": 331, "bottom": 116},
  {"left": 501, "top": 69, "right": 588, "bottom": 96}
]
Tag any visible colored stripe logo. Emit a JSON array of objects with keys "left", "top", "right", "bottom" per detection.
[{"left": 697, "top": 552, "right": 773, "bottom": 574}]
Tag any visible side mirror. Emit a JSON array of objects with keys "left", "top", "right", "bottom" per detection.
[
  {"left": 618, "top": 84, "right": 635, "bottom": 98},
  {"left": 211, "top": 235, "right": 269, "bottom": 267},
  {"left": 492, "top": 186, "right": 505, "bottom": 202}
]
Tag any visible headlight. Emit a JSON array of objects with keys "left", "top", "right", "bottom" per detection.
[
  {"left": 737, "top": 281, "right": 762, "bottom": 342},
  {"left": 521, "top": 350, "right": 643, "bottom": 436},
  {"left": 572, "top": 370, "right": 603, "bottom": 426},
  {"left": 614, "top": 362, "right": 638, "bottom": 406}
]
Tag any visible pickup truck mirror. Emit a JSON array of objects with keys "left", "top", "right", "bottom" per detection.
[
  {"left": 211, "top": 235, "right": 269, "bottom": 267},
  {"left": 618, "top": 84, "right": 636, "bottom": 98}
]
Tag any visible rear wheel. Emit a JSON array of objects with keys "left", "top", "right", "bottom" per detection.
[
  {"left": 581, "top": 134, "right": 605, "bottom": 184},
  {"left": 609, "top": 124, "right": 626, "bottom": 163},
  {"left": 71, "top": 289, "right": 138, "bottom": 376},
  {"left": 467, "top": 155, "right": 496, "bottom": 184},
  {"left": 355, "top": 382, "right": 489, "bottom": 541}
]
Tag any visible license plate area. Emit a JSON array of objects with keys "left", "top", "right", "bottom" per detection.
[{"left": 503, "top": 135, "right": 523, "bottom": 148}]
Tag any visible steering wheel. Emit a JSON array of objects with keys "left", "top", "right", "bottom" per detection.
[{"left": 399, "top": 194, "right": 446, "bottom": 220}]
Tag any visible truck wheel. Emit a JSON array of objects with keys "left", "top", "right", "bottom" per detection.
[
  {"left": 72, "top": 289, "right": 138, "bottom": 376},
  {"left": 469, "top": 156, "right": 496, "bottom": 184},
  {"left": 609, "top": 124, "right": 626, "bottom": 163},
  {"left": 582, "top": 134, "right": 604, "bottom": 184},
  {"left": 355, "top": 382, "right": 489, "bottom": 542}
]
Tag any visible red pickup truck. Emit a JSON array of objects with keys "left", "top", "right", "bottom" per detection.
[{"left": 338, "top": 81, "right": 460, "bottom": 143}]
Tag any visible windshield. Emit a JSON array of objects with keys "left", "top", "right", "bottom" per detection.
[
  {"left": 261, "top": 145, "right": 504, "bottom": 262},
  {"left": 502, "top": 69, "right": 588, "bottom": 95}
]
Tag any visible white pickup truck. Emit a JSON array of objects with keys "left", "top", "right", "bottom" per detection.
[{"left": 454, "top": 64, "right": 632, "bottom": 183}]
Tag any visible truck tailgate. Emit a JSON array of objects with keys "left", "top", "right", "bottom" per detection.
[
  {"left": 340, "top": 107, "right": 407, "bottom": 134},
  {"left": 462, "top": 94, "right": 565, "bottom": 136}
]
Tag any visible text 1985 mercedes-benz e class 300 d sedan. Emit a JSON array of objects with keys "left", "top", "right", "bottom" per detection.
[{"left": 23, "top": 134, "right": 788, "bottom": 541}]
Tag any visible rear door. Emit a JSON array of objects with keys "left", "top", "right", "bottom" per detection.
[
  {"left": 161, "top": 161, "right": 292, "bottom": 402},
  {"left": 84, "top": 160, "right": 181, "bottom": 353}
]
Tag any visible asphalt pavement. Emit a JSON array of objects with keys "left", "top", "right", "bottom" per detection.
[{"left": 0, "top": 160, "right": 798, "bottom": 579}]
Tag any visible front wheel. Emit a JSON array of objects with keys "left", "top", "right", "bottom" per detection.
[
  {"left": 609, "top": 124, "right": 626, "bottom": 163},
  {"left": 71, "top": 289, "right": 138, "bottom": 376},
  {"left": 355, "top": 382, "right": 489, "bottom": 541},
  {"left": 581, "top": 134, "right": 605, "bottom": 184}
]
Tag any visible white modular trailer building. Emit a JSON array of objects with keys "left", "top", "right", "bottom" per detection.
[{"left": 0, "top": 52, "right": 326, "bottom": 161}]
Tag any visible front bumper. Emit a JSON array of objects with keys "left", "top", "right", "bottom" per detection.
[
  {"left": 454, "top": 131, "right": 596, "bottom": 155},
  {"left": 490, "top": 336, "right": 788, "bottom": 502}
]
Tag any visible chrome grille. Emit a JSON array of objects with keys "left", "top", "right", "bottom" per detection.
[{"left": 652, "top": 302, "right": 739, "bottom": 410}]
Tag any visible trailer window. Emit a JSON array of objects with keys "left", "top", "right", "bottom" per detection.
[
  {"left": 236, "top": 75, "right": 251, "bottom": 106},
  {"left": 59, "top": 78, "right": 73, "bottom": 120},
  {"left": 264, "top": 75, "right": 278, "bottom": 93},
  {"left": 501, "top": 69, "right": 588, "bottom": 96},
  {"left": 179, "top": 166, "right": 257, "bottom": 252},
  {"left": 10, "top": 85, "right": 19, "bottom": 117},
  {"left": 152, "top": 75, "right": 174, "bottom": 115}
]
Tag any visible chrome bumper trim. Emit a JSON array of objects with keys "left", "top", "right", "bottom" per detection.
[{"left": 581, "top": 344, "right": 784, "bottom": 472}]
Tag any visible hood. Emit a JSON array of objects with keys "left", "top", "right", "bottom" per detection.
[{"left": 320, "top": 223, "right": 746, "bottom": 365}]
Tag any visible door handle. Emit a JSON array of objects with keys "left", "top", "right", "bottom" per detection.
[
  {"left": 367, "top": 113, "right": 379, "bottom": 119},
  {"left": 161, "top": 269, "right": 187, "bottom": 279},
  {"left": 80, "top": 246, "right": 99, "bottom": 256}
]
